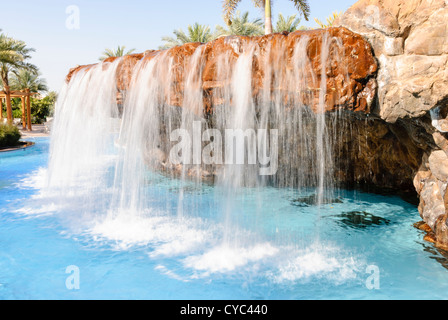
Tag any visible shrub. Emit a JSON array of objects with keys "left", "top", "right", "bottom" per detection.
[
  {"left": 31, "top": 93, "right": 57, "bottom": 124},
  {"left": 0, "top": 124, "right": 21, "bottom": 148}
]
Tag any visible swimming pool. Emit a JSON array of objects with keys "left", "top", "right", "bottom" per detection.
[{"left": 1, "top": 137, "right": 448, "bottom": 299}]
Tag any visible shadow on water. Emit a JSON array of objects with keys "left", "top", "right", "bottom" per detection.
[
  {"left": 351, "top": 184, "right": 419, "bottom": 206},
  {"left": 419, "top": 239, "right": 448, "bottom": 271},
  {"left": 329, "top": 211, "right": 391, "bottom": 229},
  {"left": 290, "top": 194, "right": 344, "bottom": 207}
]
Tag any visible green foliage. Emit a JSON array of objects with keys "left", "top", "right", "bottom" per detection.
[
  {"left": 0, "top": 123, "right": 21, "bottom": 148},
  {"left": 314, "top": 11, "right": 343, "bottom": 29},
  {"left": 290, "top": 0, "right": 310, "bottom": 21},
  {"left": 10, "top": 69, "right": 48, "bottom": 93},
  {"left": 0, "top": 32, "right": 37, "bottom": 87},
  {"left": 274, "top": 13, "right": 306, "bottom": 33},
  {"left": 160, "top": 23, "right": 215, "bottom": 49},
  {"left": 30, "top": 93, "right": 57, "bottom": 124},
  {"left": 99, "top": 46, "right": 136, "bottom": 61},
  {"left": 215, "top": 11, "right": 263, "bottom": 37},
  {"left": 0, "top": 30, "right": 40, "bottom": 124},
  {"left": 223, "top": 0, "right": 264, "bottom": 26},
  {"left": 12, "top": 107, "right": 21, "bottom": 119},
  {"left": 222, "top": 0, "right": 310, "bottom": 34},
  {"left": 1, "top": 92, "right": 57, "bottom": 124},
  {"left": 45, "top": 91, "right": 57, "bottom": 117},
  {"left": 1, "top": 97, "right": 20, "bottom": 118}
]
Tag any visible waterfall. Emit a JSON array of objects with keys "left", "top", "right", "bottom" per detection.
[
  {"left": 46, "top": 61, "right": 121, "bottom": 222},
  {"left": 42, "top": 30, "right": 355, "bottom": 270},
  {"left": 45, "top": 30, "right": 350, "bottom": 214}
]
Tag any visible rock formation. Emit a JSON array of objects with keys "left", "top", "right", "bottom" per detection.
[
  {"left": 336, "top": 0, "right": 448, "bottom": 249},
  {"left": 67, "top": 27, "right": 378, "bottom": 115}
]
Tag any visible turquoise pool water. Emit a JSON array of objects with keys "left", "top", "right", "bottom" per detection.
[{"left": 1, "top": 137, "right": 448, "bottom": 299}]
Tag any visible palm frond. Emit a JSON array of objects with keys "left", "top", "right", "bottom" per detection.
[
  {"left": 251, "top": 0, "right": 265, "bottom": 8},
  {"left": 223, "top": 0, "right": 242, "bottom": 25},
  {"left": 216, "top": 11, "right": 264, "bottom": 37},
  {"left": 314, "top": 11, "right": 342, "bottom": 29},
  {"left": 290, "top": 0, "right": 310, "bottom": 21},
  {"left": 99, "top": 45, "right": 136, "bottom": 61},
  {"left": 160, "top": 23, "right": 215, "bottom": 49},
  {"left": 274, "top": 13, "right": 302, "bottom": 33},
  {"left": 10, "top": 69, "right": 48, "bottom": 93},
  {"left": 0, "top": 34, "right": 37, "bottom": 87}
]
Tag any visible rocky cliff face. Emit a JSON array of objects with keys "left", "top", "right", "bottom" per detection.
[{"left": 336, "top": 0, "right": 448, "bottom": 249}]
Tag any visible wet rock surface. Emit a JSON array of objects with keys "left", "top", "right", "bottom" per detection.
[{"left": 67, "top": 27, "right": 378, "bottom": 115}]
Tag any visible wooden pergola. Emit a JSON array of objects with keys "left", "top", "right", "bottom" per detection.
[{"left": 0, "top": 88, "right": 36, "bottom": 131}]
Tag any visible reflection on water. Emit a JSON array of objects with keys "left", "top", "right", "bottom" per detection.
[
  {"left": 290, "top": 194, "right": 344, "bottom": 207},
  {"left": 330, "top": 211, "right": 391, "bottom": 229},
  {"left": 420, "top": 240, "right": 448, "bottom": 271}
]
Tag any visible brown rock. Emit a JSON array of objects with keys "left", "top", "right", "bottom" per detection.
[
  {"left": 432, "top": 132, "right": 448, "bottom": 155},
  {"left": 66, "top": 27, "right": 378, "bottom": 115},
  {"left": 414, "top": 221, "right": 433, "bottom": 233},
  {"left": 424, "top": 232, "right": 437, "bottom": 244},
  {"left": 429, "top": 150, "right": 448, "bottom": 182},
  {"left": 435, "top": 215, "right": 448, "bottom": 250},
  {"left": 405, "top": 9, "right": 448, "bottom": 56},
  {"left": 336, "top": 0, "right": 448, "bottom": 124}
]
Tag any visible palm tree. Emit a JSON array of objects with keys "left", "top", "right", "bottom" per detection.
[
  {"left": 274, "top": 13, "right": 306, "bottom": 33},
  {"left": 99, "top": 45, "right": 136, "bottom": 61},
  {"left": 215, "top": 11, "right": 264, "bottom": 37},
  {"left": 160, "top": 23, "right": 215, "bottom": 49},
  {"left": 10, "top": 69, "right": 48, "bottom": 94},
  {"left": 223, "top": 0, "right": 310, "bottom": 35},
  {"left": 314, "top": 11, "right": 342, "bottom": 29},
  {"left": 9, "top": 70, "right": 47, "bottom": 128},
  {"left": 0, "top": 33, "right": 37, "bottom": 123}
]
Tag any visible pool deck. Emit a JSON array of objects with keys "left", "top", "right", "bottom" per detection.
[{"left": 20, "top": 124, "right": 50, "bottom": 138}]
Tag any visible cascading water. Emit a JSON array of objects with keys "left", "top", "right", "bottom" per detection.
[
  {"left": 39, "top": 30, "right": 365, "bottom": 281},
  {"left": 44, "top": 61, "right": 121, "bottom": 228}
]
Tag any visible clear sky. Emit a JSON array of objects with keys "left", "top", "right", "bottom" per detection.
[{"left": 1, "top": 0, "right": 357, "bottom": 92}]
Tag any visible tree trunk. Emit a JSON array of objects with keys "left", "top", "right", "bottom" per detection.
[
  {"left": 5, "top": 85, "right": 12, "bottom": 124},
  {"left": 21, "top": 96, "right": 27, "bottom": 130},
  {"left": 26, "top": 89, "right": 32, "bottom": 131},
  {"left": 265, "top": 0, "right": 273, "bottom": 34}
]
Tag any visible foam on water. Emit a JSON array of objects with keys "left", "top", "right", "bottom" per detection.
[
  {"left": 15, "top": 167, "right": 48, "bottom": 190},
  {"left": 89, "top": 212, "right": 214, "bottom": 255},
  {"left": 183, "top": 243, "right": 279, "bottom": 275},
  {"left": 269, "top": 244, "right": 363, "bottom": 284}
]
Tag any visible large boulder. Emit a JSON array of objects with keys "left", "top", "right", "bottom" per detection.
[
  {"left": 336, "top": 0, "right": 448, "bottom": 123},
  {"left": 337, "top": 0, "right": 448, "bottom": 248}
]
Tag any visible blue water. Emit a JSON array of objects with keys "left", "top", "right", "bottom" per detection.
[{"left": 1, "top": 137, "right": 448, "bottom": 299}]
